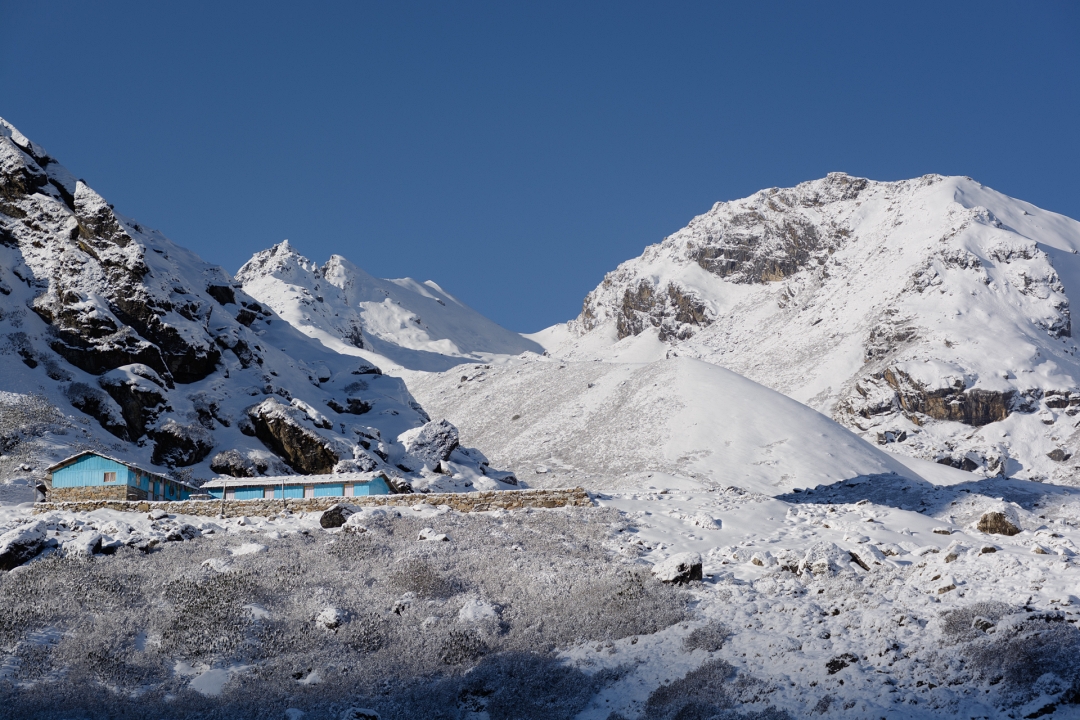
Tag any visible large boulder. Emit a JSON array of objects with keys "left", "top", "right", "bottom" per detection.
[
  {"left": 150, "top": 419, "right": 214, "bottom": 467},
  {"left": 246, "top": 398, "right": 340, "bottom": 474},
  {"left": 977, "top": 509, "right": 1021, "bottom": 536},
  {"left": 320, "top": 504, "right": 359, "bottom": 529},
  {"left": 400, "top": 419, "right": 459, "bottom": 469},
  {"left": 652, "top": 552, "right": 703, "bottom": 584},
  {"left": 0, "top": 521, "right": 47, "bottom": 571}
]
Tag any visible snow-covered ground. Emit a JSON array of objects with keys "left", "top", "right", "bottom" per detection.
[
  {"left": 0, "top": 462, "right": 1077, "bottom": 719},
  {"left": 5, "top": 114, "right": 1080, "bottom": 717}
]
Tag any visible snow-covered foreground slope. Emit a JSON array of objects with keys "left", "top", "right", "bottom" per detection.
[
  {"left": 540, "top": 173, "right": 1080, "bottom": 485},
  {"left": 0, "top": 118, "right": 500, "bottom": 492},
  {"left": 0, "top": 470, "right": 1077, "bottom": 719},
  {"left": 236, "top": 241, "right": 542, "bottom": 374},
  {"left": 408, "top": 354, "right": 924, "bottom": 494}
]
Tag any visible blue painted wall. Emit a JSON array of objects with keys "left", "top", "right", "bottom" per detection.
[
  {"left": 207, "top": 478, "right": 391, "bottom": 499},
  {"left": 355, "top": 478, "right": 390, "bottom": 496},
  {"left": 52, "top": 455, "right": 134, "bottom": 488},
  {"left": 51, "top": 454, "right": 192, "bottom": 500}
]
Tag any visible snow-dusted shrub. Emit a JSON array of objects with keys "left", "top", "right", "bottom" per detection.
[
  {"left": 939, "top": 601, "right": 1014, "bottom": 643},
  {"left": 0, "top": 392, "right": 67, "bottom": 453},
  {"left": 380, "top": 652, "right": 600, "bottom": 720},
  {"left": 389, "top": 555, "right": 461, "bottom": 599},
  {"left": 683, "top": 620, "right": 733, "bottom": 653},
  {"left": 958, "top": 611, "right": 1080, "bottom": 705},
  {"left": 0, "top": 507, "right": 691, "bottom": 718},
  {"left": 642, "top": 658, "right": 790, "bottom": 720}
]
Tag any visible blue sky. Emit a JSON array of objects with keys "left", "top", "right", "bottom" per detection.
[{"left": 2, "top": 2, "right": 1077, "bottom": 332}]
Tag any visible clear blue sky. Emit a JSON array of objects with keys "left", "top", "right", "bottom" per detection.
[{"left": 2, "top": 2, "right": 1078, "bottom": 332}]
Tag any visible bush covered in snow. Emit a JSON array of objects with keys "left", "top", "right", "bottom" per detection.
[{"left": 0, "top": 507, "right": 690, "bottom": 718}]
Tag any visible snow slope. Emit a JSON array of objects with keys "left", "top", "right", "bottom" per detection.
[
  {"left": 408, "top": 354, "right": 926, "bottom": 495},
  {"left": 0, "top": 118, "right": 498, "bottom": 491},
  {"left": 540, "top": 173, "right": 1080, "bottom": 485},
  {"left": 236, "top": 241, "right": 542, "bottom": 374}
]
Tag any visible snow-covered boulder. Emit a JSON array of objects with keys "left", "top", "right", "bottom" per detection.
[
  {"left": 63, "top": 531, "right": 103, "bottom": 558},
  {"left": 0, "top": 521, "right": 46, "bottom": 570},
  {"left": 977, "top": 505, "right": 1022, "bottom": 535},
  {"left": 797, "top": 542, "right": 851, "bottom": 576},
  {"left": 320, "top": 504, "right": 358, "bottom": 529},
  {"left": 316, "top": 607, "right": 344, "bottom": 629},
  {"left": 400, "top": 419, "right": 459, "bottom": 469},
  {"left": 652, "top": 552, "right": 703, "bottom": 584},
  {"left": 418, "top": 527, "right": 449, "bottom": 542}
]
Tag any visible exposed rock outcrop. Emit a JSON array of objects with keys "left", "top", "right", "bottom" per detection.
[
  {"left": 0, "top": 520, "right": 46, "bottom": 571},
  {"left": 246, "top": 398, "right": 340, "bottom": 474},
  {"left": 150, "top": 420, "right": 214, "bottom": 468},
  {"left": 65, "top": 381, "right": 128, "bottom": 439},
  {"left": 98, "top": 364, "right": 169, "bottom": 439}
]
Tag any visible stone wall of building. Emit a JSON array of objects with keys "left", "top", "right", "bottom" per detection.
[
  {"left": 33, "top": 487, "right": 593, "bottom": 518},
  {"left": 49, "top": 485, "right": 141, "bottom": 502}
]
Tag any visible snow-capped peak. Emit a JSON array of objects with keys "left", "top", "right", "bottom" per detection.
[
  {"left": 541, "top": 173, "right": 1080, "bottom": 484},
  {"left": 237, "top": 242, "right": 542, "bottom": 374}
]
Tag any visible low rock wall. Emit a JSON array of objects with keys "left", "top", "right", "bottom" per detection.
[
  {"left": 49, "top": 486, "right": 144, "bottom": 502},
  {"left": 32, "top": 487, "right": 593, "bottom": 518}
]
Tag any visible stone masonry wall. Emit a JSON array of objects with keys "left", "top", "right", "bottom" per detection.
[
  {"left": 49, "top": 485, "right": 143, "bottom": 502},
  {"left": 33, "top": 487, "right": 593, "bottom": 518}
]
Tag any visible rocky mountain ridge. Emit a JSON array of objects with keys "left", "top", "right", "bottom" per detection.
[
  {"left": 236, "top": 241, "right": 542, "bottom": 374},
  {"left": 543, "top": 173, "right": 1080, "bottom": 484},
  {"left": 0, "top": 118, "right": 507, "bottom": 493}
]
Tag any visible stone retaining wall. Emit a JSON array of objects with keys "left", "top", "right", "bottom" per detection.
[
  {"left": 49, "top": 485, "right": 146, "bottom": 502},
  {"left": 32, "top": 487, "right": 593, "bottom": 518}
]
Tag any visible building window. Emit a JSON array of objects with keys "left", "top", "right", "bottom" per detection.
[{"left": 103, "top": 472, "right": 117, "bottom": 483}]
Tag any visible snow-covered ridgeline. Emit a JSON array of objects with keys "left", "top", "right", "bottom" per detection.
[{"left": 236, "top": 241, "right": 542, "bottom": 374}]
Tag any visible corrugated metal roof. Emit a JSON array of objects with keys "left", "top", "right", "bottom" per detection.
[
  {"left": 200, "top": 472, "right": 390, "bottom": 489},
  {"left": 45, "top": 450, "right": 200, "bottom": 490}
]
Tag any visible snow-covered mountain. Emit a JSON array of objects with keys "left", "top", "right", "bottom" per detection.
[
  {"left": 0, "top": 118, "right": 504, "bottom": 492},
  {"left": 537, "top": 173, "right": 1080, "bottom": 484},
  {"left": 236, "top": 241, "right": 542, "bottom": 374}
]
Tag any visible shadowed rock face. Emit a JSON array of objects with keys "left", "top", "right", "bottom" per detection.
[
  {"left": 246, "top": 398, "right": 340, "bottom": 475},
  {"left": 616, "top": 281, "right": 710, "bottom": 341},
  {"left": 882, "top": 368, "right": 1013, "bottom": 427}
]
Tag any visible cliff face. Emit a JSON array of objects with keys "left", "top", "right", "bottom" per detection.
[
  {"left": 0, "top": 118, "right": 504, "bottom": 493},
  {"left": 552, "top": 173, "right": 1080, "bottom": 483}
]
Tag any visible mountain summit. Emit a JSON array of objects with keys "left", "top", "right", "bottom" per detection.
[
  {"left": 541, "top": 173, "right": 1080, "bottom": 483},
  {"left": 236, "top": 241, "right": 542, "bottom": 373}
]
